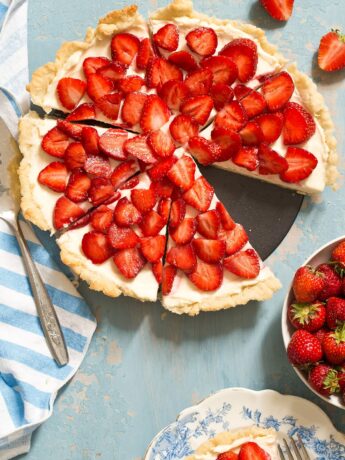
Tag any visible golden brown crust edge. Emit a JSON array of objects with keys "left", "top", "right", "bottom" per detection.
[
  {"left": 161, "top": 273, "right": 281, "bottom": 316},
  {"left": 27, "top": 5, "right": 144, "bottom": 112}
]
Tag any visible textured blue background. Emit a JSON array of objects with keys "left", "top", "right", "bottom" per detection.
[{"left": 25, "top": 1, "right": 345, "bottom": 459}]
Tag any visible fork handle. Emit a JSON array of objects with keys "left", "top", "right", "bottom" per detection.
[{"left": 12, "top": 218, "right": 69, "bottom": 366}]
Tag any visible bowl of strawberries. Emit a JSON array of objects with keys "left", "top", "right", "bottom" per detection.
[{"left": 282, "top": 236, "right": 345, "bottom": 409}]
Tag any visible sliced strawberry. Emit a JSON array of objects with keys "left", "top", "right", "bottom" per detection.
[
  {"left": 193, "top": 238, "right": 226, "bottom": 263},
  {"left": 111, "top": 32, "right": 140, "bottom": 65},
  {"left": 108, "top": 223, "right": 139, "bottom": 249},
  {"left": 113, "top": 247, "right": 145, "bottom": 279},
  {"left": 148, "top": 156, "right": 177, "bottom": 182},
  {"left": 224, "top": 249, "right": 260, "bottom": 279},
  {"left": 189, "top": 260, "right": 223, "bottom": 291},
  {"left": 216, "top": 202, "right": 236, "bottom": 231},
  {"left": 146, "top": 57, "right": 183, "bottom": 88},
  {"left": 99, "top": 129, "right": 128, "bottom": 160},
  {"left": 170, "top": 217, "right": 197, "bottom": 245},
  {"left": 186, "top": 27, "right": 218, "bottom": 56},
  {"left": 153, "top": 23, "right": 179, "bottom": 51},
  {"left": 65, "top": 169, "right": 91, "bottom": 203},
  {"left": 83, "top": 57, "right": 111, "bottom": 77},
  {"left": 121, "top": 92, "right": 147, "bottom": 127},
  {"left": 185, "top": 68, "right": 213, "bottom": 96},
  {"left": 232, "top": 146, "right": 258, "bottom": 171},
  {"left": 201, "top": 56, "right": 238, "bottom": 85},
  {"left": 261, "top": 71, "right": 294, "bottom": 111},
  {"left": 169, "top": 198, "right": 186, "bottom": 228},
  {"left": 157, "top": 197, "right": 171, "bottom": 223},
  {"left": 162, "top": 265, "right": 177, "bottom": 295},
  {"left": 211, "top": 127, "right": 242, "bottom": 161},
  {"left": 90, "top": 205, "right": 113, "bottom": 232},
  {"left": 150, "top": 177, "right": 174, "bottom": 198},
  {"left": 82, "top": 231, "right": 113, "bottom": 264},
  {"left": 283, "top": 102, "right": 316, "bottom": 145},
  {"left": 234, "top": 84, "right": 252, "bottom": 100},
  {"left": 67, "top": 213, "right": 91, "bottom": 230},
  {"left": 56, "top": 119, "right": 83, "bottom": 140},
  {"left": 140, "top": 210, "right": 166, "bottom": 236},
  {"left": 183, "top": 176, "right": 214, "bottom": 212},
  {"left": 64, "top": 142, "right": 87, "bottom": 170},
  {"left": 88, "top": 178, "right": 114, "bottom": 206},
  {"left": 260, "top": 0, "right": 294, "bottom": 21},
  {"left": 119, "top": 176, "right": 140, "bottom": 190},
  {"left": 219, "top": 223, "right": 249, "bottom": 256},
  {"left": 210, "top": 83, "right": 234, "bottom": 110},
  {"left": 217, "top": 451, "right": 238, "bottom": 460},
  {"left": 167, "top": 154, "right": 196, "bottom": 191},
  {"left": 169, "top": 114, "right": 198, "bottom": 144},
  {"left": 124, "top": 135, "right": 156, "bottom": 163},
  {"left": 147, "top": 130, "right": 175, "bottom": 158},
  {"left": 95, "top": 92, "right": 122, "bottom": 120},
  {"left": 280, "top": 147, "right": 318, "bottom": 183},
  {"left": 86, "top": 73, "right": 113, "bottom": 102},
  {"left": 219, "top": 38, "right": 258, "bottom": 83},
  {"left": 166, "top": 244, "right": 197, "bottom": 272},
  {"left": 188, "top": 136, "right": 222, "bottom": 165},
  {"left": 57, "top": 77, "right": 86, "bottom": 110},
  {"left": 140, "top": 235, "right": 166, "bottom": 263},
  {"left": 131, "top": 188, "right": 157, "bottom": 214},
  {"left": 168, "top": 51, "right": 198, "bottom": 71},
  {"left": 239, "top": 121, "right": 263, "bottom": 146},
  {"left": 196, "top": 210, "right": 220, "bottom": 239},
  {"left": 215, "top": 101, "right": 248, "bottom": 132},
  {"left": 240, "top": 90, "right": 267, "bottom": 118},
  {"left": 110, "top": 160, "right": 139, "bottom": 189},
  {"left": 38, "top": 161, "right": 67, "bottom": 192},
  {"left": 97, "top": 61, "right": 127, "bottom": 82},
  {"left": 180, "top": 95, "right": 214, "bottom": 125},
  {"left": 258, "top": 143, "right": 288, "bottom": 175},
  {"left": 118, "top": 76, "right": 145, "bottom": 93},
  {"left": 81, "top": 127, "right": 99, "bottom": 155},
  {"left": 113, "top": 197, "right": 142, "bottom": 227},
  {"left": 41, "top": 127, "right": 70, "bottom": 158},
  {"left": 152, "top": 260, "right": 163, "bottom": 283},
  {"left": 102, "top": 192, "right": 121, "bottom": 206},
  {"left": 140, "top": 95, "right": 170, "bottom": 133},
  {"left": 318, "top": 30, "right": 345, "bottom": 72},
  {"left": 84, "top": 155, "right": 112, "bottom": 178},
  {"left": 53, "top": 196, "right": 85, "bottom": 230},
  {"left": 159, "top": 80, "right": 189, "bottom": 111},
  {"left": 254, "top": 112, "right": 283, "bottom": 144},
  {"left": 66, "top": 103, "right": 96, "bottom": 122},
  {"left": 136, "top": 38, "right": 155, "bottom": 70}
]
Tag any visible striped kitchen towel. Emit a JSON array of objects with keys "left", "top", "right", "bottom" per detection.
[{"left": 0, "top": 1, "right": 97, "bottom": 459}]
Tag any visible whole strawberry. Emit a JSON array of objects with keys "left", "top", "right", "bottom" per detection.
[
  {"left": 287, "top": 330, "right": 323, "bottom": 366},
  {"left": 314, "top": 327, "right": 331, "bottom": 345},
  {"left": 292, "top": 266, "right": 325, "bottom": 303},
  {"left": 308, "top": 364, "right": 340, "bottom": 396},
  {"left": 326, "top": 297, "right": 345, "bottom": 329},
  {"left": 288, "top": 301, "right": 326, "bottom": 332},
  {"left": 323, "top": 324, "right": 345, "bottom": 365},
  {"left": 338, "top": 367, "right": 345, "bottom": 393},
  {"left": 317, "top": 263, "right": 342, "bottom": 300},
  {"left": 332, "top": 240, "right": 345, "bottom": 264}
]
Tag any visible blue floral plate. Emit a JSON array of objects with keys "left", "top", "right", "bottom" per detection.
[{"left": 144, "top": 387, "right": 345, "bottom": 460}]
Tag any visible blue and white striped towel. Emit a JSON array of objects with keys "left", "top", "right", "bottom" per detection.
[{"left": 0, "top": 1, "right": 97, "bottom": 459}]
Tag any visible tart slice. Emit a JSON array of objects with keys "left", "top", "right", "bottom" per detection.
[
  {"left": 161, "top": 152, "right": 281, "bottom": 315},
  {"left": 18, "top": 112, "right": 141, "bottom": 232},
  {"left": 186, "top": 426, "right": 279, "bottom": 460},
  {"left": 57, "top": 172, "right": 168, "bottom": 301}
]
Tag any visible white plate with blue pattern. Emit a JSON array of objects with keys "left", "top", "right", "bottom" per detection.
[{"left": 145, "top": 387, "right": 344, "bottom": 460}]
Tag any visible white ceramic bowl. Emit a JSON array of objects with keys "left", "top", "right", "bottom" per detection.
[{"left": 282, "top": 235, "right": 345, "bottom": 410}]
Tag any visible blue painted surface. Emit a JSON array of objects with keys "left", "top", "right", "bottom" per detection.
[{"left": 26, "top": 1, "right": 345, "bottom": 459}]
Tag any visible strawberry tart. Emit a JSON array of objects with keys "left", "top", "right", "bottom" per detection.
[{"left": 18, "top": 0, "right": 338, "bottom": 314}]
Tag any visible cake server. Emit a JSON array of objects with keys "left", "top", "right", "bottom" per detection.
[{"left": 0, "top": 117, "right": 69, "bottom": 366}]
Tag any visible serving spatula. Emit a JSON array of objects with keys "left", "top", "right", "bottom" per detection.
[{"left": 0, "top": 117, "right": 69, "bottom": 366}]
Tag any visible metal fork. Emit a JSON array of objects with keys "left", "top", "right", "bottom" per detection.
[{"left": 278, "top": 435, "right": 312, "bottom": 460}]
